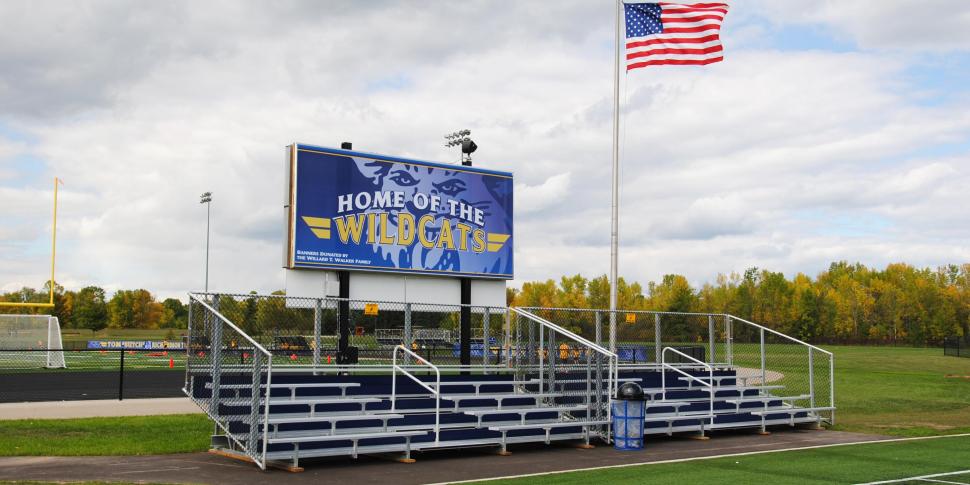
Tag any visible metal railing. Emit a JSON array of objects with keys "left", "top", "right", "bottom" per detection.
[
  {"left": 519, "top": 307, "right": 835, "bottom": 425},
  {"left": 391, "top": 344, "right": 441, "bottom": 444},
  {"left": 511, "top": 308, "right": 618, "bottom": 435},
  {"left": 728, "top": 315, "right": 835, "bottom": 423},
  {"left": 661, "top": 346, "right": 714, "bottom": 430},
  {"left": 185, "top": 293, "right": 273, "bottom": 470},
  {"left": 944, "top": 336, "right": 969, "bottom": 358}
]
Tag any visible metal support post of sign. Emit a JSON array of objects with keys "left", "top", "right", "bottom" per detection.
[
  {"left": 460, "top": 279, "right": 471, "bottom": 372},
  {"left": 337, "top": 271, "right": 350, "bottom": 360},
  {"left": 654, "top": 313, "right": 662, "bottom": 364},
  {"left": 118, "top": 349, "right": 125, "bottom": 401},
  {"left": 313, "top": 298, "right": 322, "bottom": 370}
]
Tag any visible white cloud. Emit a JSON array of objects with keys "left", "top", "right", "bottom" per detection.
[
  {"left": 515, "top": 173, "right": 572, "bottom": 215},
  {"left": 1, "top": 1, "right": 969, "bottom": 299},
  {"left": 749, "top": 0, "right": 970, "bottom": 51}
]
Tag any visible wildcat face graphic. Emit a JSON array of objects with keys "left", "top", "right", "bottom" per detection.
[{"left": 352, "top": 157, "right": 513, "bottom": 277}]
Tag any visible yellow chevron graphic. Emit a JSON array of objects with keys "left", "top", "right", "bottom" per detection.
[
  {"left": 302, "top": 216, "right": 331, "bottom": 228},
  {"left": 303, "top": 216, "right": 332, "bottom": 239},
  {"left": 487, "top": 233, "right": 510, "bottom": 252}
]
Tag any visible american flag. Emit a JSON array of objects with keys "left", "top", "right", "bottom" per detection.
[{"left": 624, "top": 2, "right": 729, "bottom": 71}]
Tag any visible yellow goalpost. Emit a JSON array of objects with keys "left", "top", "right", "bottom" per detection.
[{"left": 0, "top": 176, "right": 61, "bottom": 309}]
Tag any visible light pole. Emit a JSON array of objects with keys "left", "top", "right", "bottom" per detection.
[{"left": 200, "top": 192, "right": 212, "bottom": 293}]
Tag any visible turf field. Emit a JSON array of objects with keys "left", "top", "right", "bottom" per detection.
[{"left": 470, "top": 434, "right": 970, "bottom": 485}]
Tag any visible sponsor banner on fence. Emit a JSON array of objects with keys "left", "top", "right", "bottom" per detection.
[
  {"left": 86, "top": 340, "right": 186, "bottom": 350},
  {"left": 286, "top": 144, "right": 514, "bottom": 279}
]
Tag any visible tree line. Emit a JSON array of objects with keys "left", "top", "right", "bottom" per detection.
[
  {"left": 508, "top": 262, "right": 970, "bottom": 346},
  {"left": 0, "top": 283, "right": 188, "bottom": 334},
  {"left": 4, "top": 261, "right": 968, "bottom": 345}
]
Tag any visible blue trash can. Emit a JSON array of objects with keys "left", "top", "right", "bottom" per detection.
[{"left": 612, "top": 382, "right": 646, "bottom": 451}]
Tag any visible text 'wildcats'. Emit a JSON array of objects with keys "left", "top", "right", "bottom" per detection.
[{"left": 302, "top": 213, "right": 510, "bottom": 253}]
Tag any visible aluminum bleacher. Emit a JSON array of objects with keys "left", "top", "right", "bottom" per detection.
[{"left": 184, "top": 294, "right": 835, "bottom": 470}]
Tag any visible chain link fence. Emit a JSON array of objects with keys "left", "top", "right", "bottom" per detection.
[
  {"left": 519, "top": 308, "right": 722, "bottom": 366},
  {"left": 0, "top": 348, "right": 185, "bottom": 402},
  {"left": 190, "top": 292, "right": 507, "bottom": 369},
  {"left": 510, "top": 308, "right": 617, "bottom": 440}
]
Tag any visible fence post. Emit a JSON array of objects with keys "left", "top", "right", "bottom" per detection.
[
  {"left": 725, "top": 315, "right": 733, "bottom": 366},
  {"left": 248, "top": 351, "right": 262, "bottom": 456},
  {"left": 808, "top": 347, "right": 816, "bottom": 409},
  {"left": 654, "top": 314, "right": 662, "bottom": 364},
  {"left": 594, "top": 311, "right": 603, "bottom": 424},
  {"left": 830, "top": 354, "right": 836, "bottom": 424},
  {"left": 759, "top": 327, "right": 766, "bottom": 386},
  {"left": 538, "top": 324, "right": 544, "bottom": 395},
  {"left": 313, "top": 298, "right": 322, "bottom": 370},
  {"left": 547, "top": 328, "right": 556, "bottom": 397},
  {"left": 608, "top": 311, "right": 617, "bottom": 355},
  {"left": 185, "top": 299, "right": 194, "bottom": 392},
  {"left": 209, "top": 294, "right": 222, "bottom": 418},
  {"left": 483, "top": 307, "right": 490, "bottom": 372},
  {"left": 708, "top": 315, "right": 715, "bottom": 365},
  {"left": 118, "top": 348, "right": 125, "bottom": 401},
  {"left": 404, "top": 303, "right": 412, "bottom": 366}
]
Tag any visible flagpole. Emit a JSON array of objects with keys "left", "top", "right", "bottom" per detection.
[{"left": 608, "top": 0, "right": 622, "bottom": 354}]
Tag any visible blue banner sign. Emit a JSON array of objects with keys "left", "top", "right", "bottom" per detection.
[
  {"left": 87, "top": 340, "right": 186, "bottom": 350},
  {"left": 286, "top": 144, "right": 514, "bottom": 279}
]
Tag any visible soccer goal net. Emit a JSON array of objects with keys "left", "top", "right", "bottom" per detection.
[{"left": 0, "top": 314, "right": 67, "bottom": 368}]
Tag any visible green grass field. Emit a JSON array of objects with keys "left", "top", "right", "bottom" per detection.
[
  {"left": 0, "top": 415, "right": 210, "bottom": 456},
  {"left": 1, "top": 344, "right": 968, "bottom": 483},
  {"left": 830, "top": 346, "right": 970, "bottom": 437},
  {"left": 469, "top": 434, "right": 970, "bottom": 485}
]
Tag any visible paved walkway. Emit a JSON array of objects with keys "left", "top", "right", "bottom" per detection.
[
  {"left": 0, "top": 429, "right": 888, "bottom": 484},
  {"left": 0, "top": 397, "right": 202, "bottom": 420}
]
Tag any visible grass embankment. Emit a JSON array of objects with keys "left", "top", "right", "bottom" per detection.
[
  {"left": 476, "top": 434, "right": 970, "bottom": 485},
  {"left": 1, "top": 345, "right": 967, "bottom": 456}
]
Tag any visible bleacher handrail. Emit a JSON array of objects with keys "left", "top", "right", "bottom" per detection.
[
  {"left": 188, "top": 293, "right": 273, "bottom": 356},
  {"left": 661, "top": 346, "right": 714, "bottom": 426},
  {"left": 727, "top": 315, "right": 833, "bottom": 356},
  {"left": 511, "top": 307, "right": 619, "bottom": 427},
  {"left": 187, "top": 293, "right": 273, "bottom": 470},
  {"left": 391, "top": 344, "right": 441, "bottom": 444}
]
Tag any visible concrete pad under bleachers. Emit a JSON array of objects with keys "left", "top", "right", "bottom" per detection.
[{"left": 0, "top": 397, "right": 202, "bottom": 420}]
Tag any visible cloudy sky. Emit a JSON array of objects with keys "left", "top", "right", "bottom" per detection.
[{"left": 2, "top": 0, "right": 969, "bottom": 299}]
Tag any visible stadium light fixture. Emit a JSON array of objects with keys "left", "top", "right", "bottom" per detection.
[{"left": 444, "top": 129, "right": 476, "bottom": 166}]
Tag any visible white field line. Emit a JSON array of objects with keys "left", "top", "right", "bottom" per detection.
[
  {"left": 856, "top": 469, "right": 970, "bottom": 484},
  {"left": 430, "top": 433, "right": 970, "bottom": 485}
]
